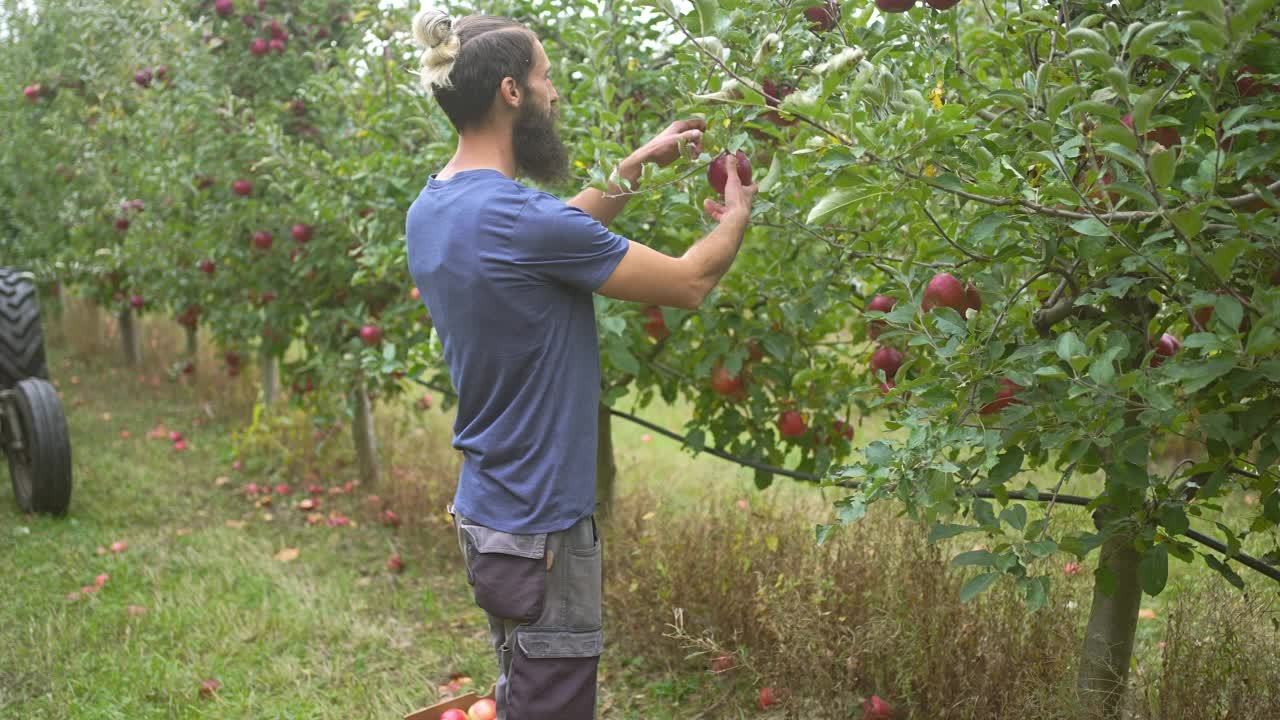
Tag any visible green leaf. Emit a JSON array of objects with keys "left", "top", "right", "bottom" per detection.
[
  {"left": 1204, "top": 554, "right": 1245, "bottom": 590},
  {"left": 753, "top": 467, "right": 773, "bottom": 490},
  {"left": 1106, "top": 461, "right": 1149, "bottom": 489},
  {"left": 758, "top": 153, "right": 783, "bottom": 193},
  {"left": 989, "top": 447, "right": 1024, "bottom": 485},
  {"left": 1001, "top": 504, "right": 1028, "bottom": 531},
  {"left": 1159, "top": 505, "right": 1190, "bottom": 535},
  {"left": 1048, "top": 86, "right": 1082, "bottom": 120},
  {"left": 1057, "top": 332, "right": 1087, "bottom": 361},
  {"left": 1149, "top": 147, "right": 1176, "bottom": 187},
  {"left": 1164, "top": 357, "right": 1235, "bottom": 392},
  {"left": 959, "top": 572, "right": 1001, "bottom": 603},
  {"left": 1139, "top": 545, "right": 1169, "bottom": 596},
  {"left": 929, "top": 523, "right": 982, "bottom": 543},
  {"left": 1070, "top": 218, "right": 1110, "bottom": 236},
  {"left": 1065, "top": 27, "right": 1109, "bottom": 50},
  {"left": 815, "top": 523, "right": 839, "bottom": 546},
  {"left": 807, "top": 187, "right": 862, "bottom": 224},
  {"left": 1170, "top": 207, "right": 1203, "bottom": 239},
  {"left": 1129, "top": 22, "right": 1168, "bottom": 57},
  {"left": 1027, "top": 539, "right": 1058, "bottom": 557},
  {"left": 951, "top": 550, "right": 999, "bottom": 567},
  {"left": 837, "top": 496, "right": 867, "bottom": 525},
  {"left": 1208, "top": 238, "right": 1249, "bottom": 281}
]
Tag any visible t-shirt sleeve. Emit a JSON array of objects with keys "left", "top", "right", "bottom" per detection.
[{"left": 509, "top": 192, "right": 631, "bottom": 292}]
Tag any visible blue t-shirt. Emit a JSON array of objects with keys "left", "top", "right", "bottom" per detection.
[{"left": 405, "top": 169, "right": 630, "bottom": 534}]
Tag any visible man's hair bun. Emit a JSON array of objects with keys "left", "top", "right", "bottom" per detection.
[{"left": 413, "top": 8, "right": 461, "bottom": 95}]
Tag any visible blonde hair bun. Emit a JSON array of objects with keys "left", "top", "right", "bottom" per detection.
[{"left": 413, "top": 7, "right": 460, "bottom": 95}]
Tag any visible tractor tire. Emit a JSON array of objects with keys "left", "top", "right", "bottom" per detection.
[
  {"left": 0, "top": 268, "right": 49, "bottom": 389},
  {"left": 7, "top": 377, "right": 72, "bottom": 515}
]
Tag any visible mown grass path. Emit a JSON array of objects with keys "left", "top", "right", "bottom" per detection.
[{"left": 0, "top": 347, "right": 520, "bottom": 719}]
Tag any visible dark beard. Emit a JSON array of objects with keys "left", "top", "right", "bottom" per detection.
[{"left": 512, "top": 102, "right": 569, "bottom": 186}]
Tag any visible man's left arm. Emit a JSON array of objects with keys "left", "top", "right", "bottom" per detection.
[
  {"left": 567, "top": 118, "right": 705, "bottom": 226},
  {"left": 566, "top": 157, "right": 643, "bottom": 227}
]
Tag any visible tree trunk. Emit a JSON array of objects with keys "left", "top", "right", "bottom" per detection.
[
  {"left": 259, "top": 347, "right": 278, "bottom": 408},
  {"left": 185, "top": 325, "right": 198, "bottom": 358},
  {"left": 1077, "top": 523, "right": 1142, "bottom": 718},
  {"left": 119, "top": 307, "right": 141, "bottom": 366},
  {"left": 595, "top": 403, "right": 617, "bottom": 521},
  {"left": 352, "top": 378, "right": 381, "bottom": 487}
]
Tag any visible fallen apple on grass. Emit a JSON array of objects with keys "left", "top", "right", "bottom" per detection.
[
  {"left": 109, "top": 541, "right": 128, "bottom": 554},
  {"left": 199, "top": 678, "right": 221, "bottom": 698},
  {"left": 863, "top": 694, "right": 893, "bottom": 719},
  {"left": 387, "top": 554, "right": 404, "bottom": 573}
]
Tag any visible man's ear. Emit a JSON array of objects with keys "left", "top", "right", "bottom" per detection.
[{"left": 498, "top": 76, "right": 521, "bottom": 108}]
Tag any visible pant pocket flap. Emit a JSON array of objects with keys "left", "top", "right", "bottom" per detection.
[
  {"left": 461, "top": 523, "right": 547, "bottom": 559},
  {"left": 516, "top": 627, "right": 604, "bottom": 659}
]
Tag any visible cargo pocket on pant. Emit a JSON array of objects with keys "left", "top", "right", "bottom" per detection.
[
  {"left": 507, "top": 627, "right": 603, "bottom": 720},
  {"left": 460, "top": 521, "right": 548, "bottom": 623}
]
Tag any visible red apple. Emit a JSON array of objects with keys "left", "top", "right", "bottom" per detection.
[
  {"left": 232, "top": 179, "right": 252, "bottom": 196},
  {"left": 804, "top": 1, "right": 839, "bottom": 31},
  {"left": 641, "top": 305, "right": 669, "bottom": 340},
  {"left": 979, "top": 378, "right": 1022, "bottom": 415},
  {"left": 382, "top": 509, "right": 402, "bottom": 527},
  {"left": 829, "top": 418, "right": 854, "bottom": 445},
  {"left": 1120, "top": 113, "right": 1181, "bottom": 148},
  {"left": 95, "top": 573, "right": 110, "bottom": 586},
  {"left": 758, "top": 686, "right": 776, "bottom": 709},
  {"left": 866, "top": 295, "right": 896, "bottom": 338},
  {"left": 710, "top": 363, "right": 745, "bottom": 398},
  {"left": 761, "top": 77, "right": 797, "bottom": 126},
  {"left": 199, "top": 678, "right": 221, "bottom": 698},
  {"left": 250, "top": 37, "right": 270, "bottom": 56},
  {"left": 115, "top": 217, "right": 130, "bottom": 232},
  {"left": 863, "top": 694, "right": 893, "bottom": 719},
  {"left": 923, "top": 272, "right": 968, "bottom": 313},
  {"left": 440, "top": 711, "right": 467, "bottom": 720},
  {"left": 707, "top": 151, "right": 752, "bottom": 196},
  {"left": 359, "top": 207, "right": 375, "bottom": 219},
  {"left": 710, "top": 653, "right": 736, "bottom": 672},
  {"left": 386, "top": 554, "right": 404, "bottom": 573},
  {"left": 1150, "top": 333, "right": 1180, "bottom": 367},
  {"left": 417, "top": 394, "right": 433, "bottom": 411},
  {"left": 23, "top": 84, "right": 41, "bottom": 102},
  {"left": 963, "top": 283, "right": 982, "bottom": 313},
  {"left": 109, "top": 540, "right": 128, "bottom": 553},
  {"left": 289, "top": 98, "right": 307, "bottom": 116},
  {"left": 747, "top": 339, "right": 765, "bottom": 362},
  {"left": 133, "top": 68, "right": 153, "bottom": 87},
  {"left": 777, "top": 410, "right": 807, "bottom": 439},
  {"left": 467, "top": 699, "right": 497, "bottom": 720},
  {"left": 154, "top": 65, "right": 168, "bottom": 81},
  {"left": 224, "top": 351, "right": 241, "bottom": 367},
  {"left": 1236, "top": 65, "right": 1272, "bottom": 98},
  {"left": 274, "top": 484, "right": 291, "bottom": 495},
  {"left": 876, "top": 0, "right": 916, "bottom": 12},
  {"left": 360, "top": 325, "right": 383, "bottom": 346},
  {"left": 129, "top": 294, "right": 145, "bottom": 310},
  {"left": 869, "top": 346, "right": 904, "bottom": 380},
  {"left": 251, "top": 231, "right": 273, "bottom": 250},
  {"left": 925, "top": 0, "right": 960, "bottom": 8},
  {"left": 268, "top": 37, "right": 286, "bottom": 54},
  {"left": 169, "top": 431, "right": 183, "bottom": 442},
  {"left": 291, "top": 223, "right": 312, "bottom": 243},
  {"left": 214, "top": 0, "right": 233, "bottom": 18},
  {"left": 173, "top": 440, "right": 187, "bottom": 451}
]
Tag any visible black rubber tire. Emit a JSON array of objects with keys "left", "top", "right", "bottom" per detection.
[
  {"left": 7, "top": 378, "right": 72, "bottom": 515},
  {"left": 0, "top": 268, "right": 49, "bottom": 389}
]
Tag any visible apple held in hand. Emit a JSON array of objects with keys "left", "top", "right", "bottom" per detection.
[
  {"left": 467, "top": 698, "right": 497, "bottom": 720},
  {"left": 707, "top": 150, "right": 752, "bottom": 196}
]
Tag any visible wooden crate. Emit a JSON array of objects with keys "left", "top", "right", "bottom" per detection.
[{"left": 403, "top": 687, "right": 496, "bottom": 720}]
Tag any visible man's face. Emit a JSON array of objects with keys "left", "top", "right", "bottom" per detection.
[{"left": 512, "top": 40, "right": 568, "bottom": 185}]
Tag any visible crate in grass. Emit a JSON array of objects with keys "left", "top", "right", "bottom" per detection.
[{"left": 403, "top": 686, "right": 495, "bottom": 720}]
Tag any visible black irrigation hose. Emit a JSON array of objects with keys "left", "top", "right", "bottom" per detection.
[{"left": 409, "top": 376, "right": 1278, "bottom": 583}]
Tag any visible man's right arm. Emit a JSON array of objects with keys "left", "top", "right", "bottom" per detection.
[{"left": 596, "top": 156, "right": 757, "bottom": 309}]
